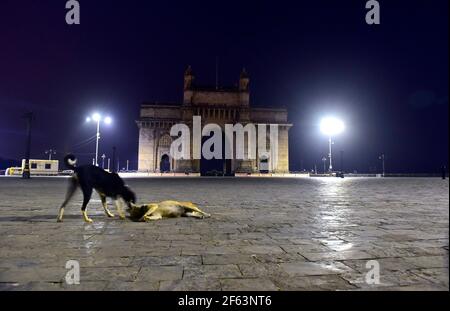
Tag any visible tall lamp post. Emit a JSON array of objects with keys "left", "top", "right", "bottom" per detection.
[
  {"left": 320, "top": 117, "right": 345, "bottom": 172},
  {"left": 379, "top": 153, "right": 385, "bottom": 177},
  {"left": 22, "top": 112, "right": 34, "bottom": 179},
  {"left": 86, "top": 113, "right": 112, "bottom": 166}
]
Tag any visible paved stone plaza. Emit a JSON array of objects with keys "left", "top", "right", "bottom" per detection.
[{"left": 0, "top": 177, "right": 448, "bottom": 291}]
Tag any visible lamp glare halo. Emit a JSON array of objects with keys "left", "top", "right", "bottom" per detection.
[
  {"left": 92, "top": 113, "right": 101, "bottom": 122},
  {"left": 320, "top": 117, "right": 345, "bottom": 136}
]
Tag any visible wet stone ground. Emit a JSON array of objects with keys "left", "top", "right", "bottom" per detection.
[{"left": 0, "top": 177, "right": 448, "bottom": 291}]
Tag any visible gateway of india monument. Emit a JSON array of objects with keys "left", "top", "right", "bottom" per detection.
[{"left": 136, "top": 66, "right": 292, "bottom": 175}]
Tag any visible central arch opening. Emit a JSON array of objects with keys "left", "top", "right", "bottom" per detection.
[
  {"left": 160, "top": 154, "right": 170, "bottom": 172},
  {"left": 200, "top": 135, "right": 224, "bottom": 176},
  {"left": 200, "top": 132, "right": 233, "bottom": 176},
  {"left": 259, "top": 154, "right": 269, "bottom": 174}
]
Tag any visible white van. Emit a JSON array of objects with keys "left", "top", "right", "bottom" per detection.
[{"left": 5, "top": 159, "right": 59, "bottom": 176}]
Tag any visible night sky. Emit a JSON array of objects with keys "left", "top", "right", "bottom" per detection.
[{"left": 0, "top": 0, "right": 448, "bottom": 173}]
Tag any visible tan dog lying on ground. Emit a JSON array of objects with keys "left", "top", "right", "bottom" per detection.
[{"left": 128, "top": 200, "right": 211, "bottom": 222}]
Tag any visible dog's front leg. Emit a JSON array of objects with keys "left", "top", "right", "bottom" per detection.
[
  {"left": 142, "top": 214, "right": 163, "bottom": 222},
  {"left": 139, "top": 204, "right": 159, "bottom": 222},
  {"left": 57, "top": 177, "right": 78, "bottom": 222},
  {"left": 81, "top": 187, "right": 93, "bottom": 223},
  {"left": 57, "top": 208, "right": 65, "bottom": 223},
  {"left": 114, "top": 199, "right": 126, "bottom": 219}
]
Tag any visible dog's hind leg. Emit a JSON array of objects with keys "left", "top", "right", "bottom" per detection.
[
  {"left": 184, "top": 211, "right": 206, "bottom": 219},
  {"left": 80, "top": 186, "right": 94, "bottom": 223},
  {"left": 114, "top": 199, "right": 126, "bottom": 220},
  {"left": 57, "top": 177, "right": 78, "bottom": 222},
  {"left": 97, "top": 192, "right": 114, "bottom": 218},
  {"left": 180, "top": 202, "right": 211, "bottom": 218}
]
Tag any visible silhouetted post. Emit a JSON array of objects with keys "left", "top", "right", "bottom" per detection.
[
  {"left": 111, "top": 146, "right": 116, "bottom": 173},
  {"left": 442, "top": 166, "right": 446, "bottom": 180},
  {"left": 340, "top": 150, "right": 344, "bottom": 178},
  {"left": 45, "top": 149, "right": 56, "bottom": 160},
  {"left": 22, "top": 112, "right": 33, "bottom": 179},
  {"left": 379, "top": 153, "right": 385, "bottom": 177}
]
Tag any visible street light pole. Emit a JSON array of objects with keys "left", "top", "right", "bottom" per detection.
[
  {"left": 95, "top": 118, "right": 100, "bottom": 166},
  {"left": 320, "top": 117, "right": 345, "bottom": 175},
  {"left": 87, "top": 113, "right": 112, "bottom": 167},
  {"left": 22, "top": 112, "right": 33, "bottom": 179},
  {"left": 328, "top": 136, "right": 333, "bottom": 172},
  {"left": 379, "top": 153, "right": 385, "bottom": 177}
]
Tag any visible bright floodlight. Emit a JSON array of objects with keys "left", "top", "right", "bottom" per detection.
[
  {"left": 320, "top": 117, "right": 345, "bottom": 136},
  {"left": 86, "top": 117, "right": 91, "bottom": 122},
  {"left": 104, "top": 116, "right": 112, "bottom": 124},
  {"left": 92, "top": 113, "right": 101, "bottom": 122}
]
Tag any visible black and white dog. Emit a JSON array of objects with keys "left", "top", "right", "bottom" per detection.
[{"left": 57, "top": 154, "right": 136, "bottom": 223}]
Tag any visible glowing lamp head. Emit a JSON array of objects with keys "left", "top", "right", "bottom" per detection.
[
  {"left": 320, "top": 117, "right": 345, "bottom": 136},
  {"left": 104, "top": 116, "right": 112, "bottom": 125},
  {"left": 92, "top": 113, "right": 101, "bottom": 122},
  {"left": 86, "top": 117, "right": 91, "bottom": 122}
]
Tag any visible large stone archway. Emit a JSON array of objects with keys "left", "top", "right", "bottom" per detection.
[{"left": 137, "top": 66, "right": 292, "bottom": 174}]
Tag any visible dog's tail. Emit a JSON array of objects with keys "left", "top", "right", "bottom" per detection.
[{"left": 64, "top": 154, "right": 78, "bottom": 169}]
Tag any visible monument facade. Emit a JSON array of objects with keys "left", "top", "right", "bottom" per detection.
[{"left": 137, "top": 66, "right": 292, "bottom": 175}]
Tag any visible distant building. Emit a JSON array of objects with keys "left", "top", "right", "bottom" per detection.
[{"left": 136, "top": 66, "right": 292, "bottom": 175}]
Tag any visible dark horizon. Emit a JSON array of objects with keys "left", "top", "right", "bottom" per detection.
[{"left": 0, "top": 0, "right": 448, "bottom": 173}]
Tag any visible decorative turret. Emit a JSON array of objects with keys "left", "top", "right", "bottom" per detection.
[
  {"left": 184, "top": 65, "right": 194, "bottom": 90},
  {"left": 239, "top": 68, "right": 249, "bottom": 91}
]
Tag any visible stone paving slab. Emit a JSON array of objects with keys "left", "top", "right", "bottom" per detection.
[
  {"left": 159, "top": 277, "right": 222, "bottom": 291},
  {"left": 220, "top": 278, "right": 279, "bottom": 291},
  {"left": 273, "top": 275, "right": 358, "bottom": 291},
  {"left": 0, "top": 177, "right": 448, "bottom": 291}
]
